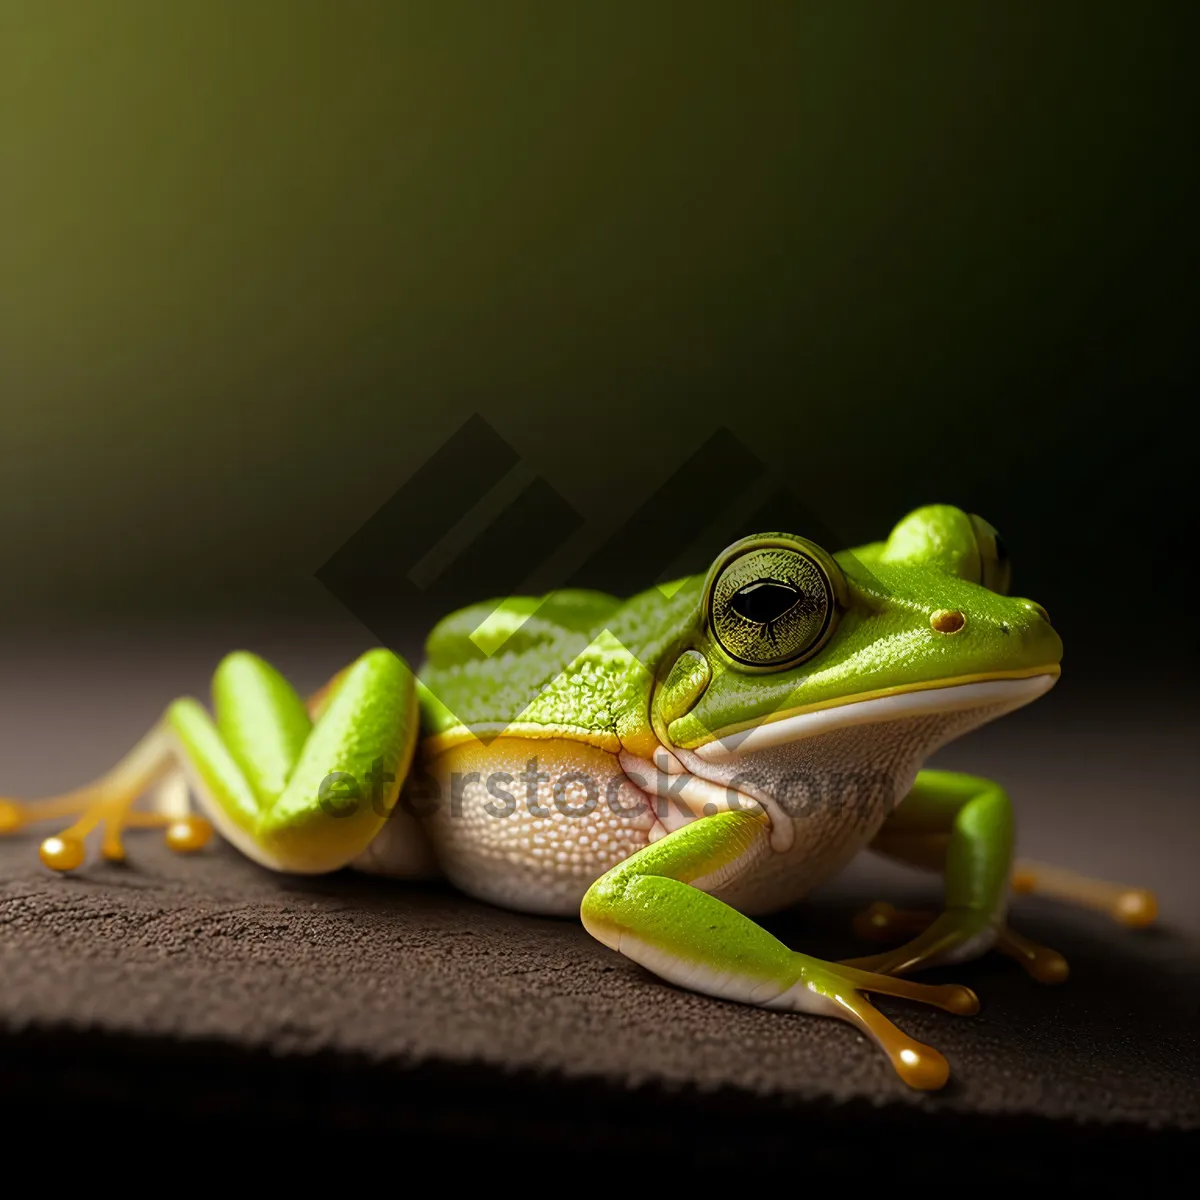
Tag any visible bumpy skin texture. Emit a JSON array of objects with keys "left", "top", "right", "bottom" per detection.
[{"left": 419, "top": 585, "right": 697, "bottom": 755}]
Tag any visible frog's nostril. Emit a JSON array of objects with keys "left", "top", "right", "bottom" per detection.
[{"left": 930, "top": 609, "right": 966, "bottom": 635}]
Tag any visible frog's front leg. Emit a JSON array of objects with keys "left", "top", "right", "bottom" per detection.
[
  {"left": 843, "top": 769, "right": 1070, "bottom": 982},
  {"left": 581, "top": 809, "right": 978, "bottom": 1090},
  {"left": 1, "top": 648, "right": 418, "bottom": 874}
]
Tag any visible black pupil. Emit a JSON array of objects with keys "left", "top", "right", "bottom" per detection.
[{"left": 730, "top": 579, "right": 801, "bottom": 625}]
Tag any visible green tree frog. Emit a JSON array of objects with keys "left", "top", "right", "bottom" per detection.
[{"left": 0, "top": 505, "right": 1155, "bottom": 1089}]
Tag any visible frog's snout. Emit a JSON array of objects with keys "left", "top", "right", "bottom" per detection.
[
  {"left": 1002, "top": 598, "right": 1064, "bottom": 666},
  {"left": 929, "top": 595, "right": 1062, "bottom": 668}
]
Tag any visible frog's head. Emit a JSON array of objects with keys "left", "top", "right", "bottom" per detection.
[{"left": 652, "top": 506, "right": 1061, "bottom": 824}]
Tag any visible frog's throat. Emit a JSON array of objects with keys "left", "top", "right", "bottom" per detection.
[
  {"left": 680, "top": 665, "right": 1061, "bottom": 757},
  {"left": 647, "top": 670, "right": 1060, "bottom": 854}
]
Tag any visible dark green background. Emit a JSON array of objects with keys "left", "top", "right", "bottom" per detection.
[{"left": 2, "top": 3, "right": 1195, "bottom": 688}]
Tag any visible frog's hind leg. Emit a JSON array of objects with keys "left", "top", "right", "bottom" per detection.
[
  {"left": 167, "top": 648, "right": 417, "bottom": 874},
  {"left": 0, "top": 647, "right": 330, "bottom": 867},
  {"left": 581, "top": 809, "right": 979, "bottom": 1091},
  {"left": 0, "top": 722, "right": 214, "bottom": 869},
  {"left": 1, "top": 648, "right": 417, "bottom": 874}
]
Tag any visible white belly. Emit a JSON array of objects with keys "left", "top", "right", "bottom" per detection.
[
  {"left": 354, "top": 731, "right": 902, "bottom": 918},
  {"left": 418, "top": 736, "right": 656, "bottom": 915}
]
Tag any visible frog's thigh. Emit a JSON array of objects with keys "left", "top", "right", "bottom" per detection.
[
  {"left": 349, "top": 789, "right": 439, "bottom": 879},
  {"left": 581, "top": 810, "right": 978, "bottom": 1090},
  {"left": 422, "top": 736, "right": 654, "bottom": 915},
  {"left": 169, "top": 648, "right": 417, "bottom": 874}
]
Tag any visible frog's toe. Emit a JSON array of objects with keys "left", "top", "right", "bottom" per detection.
[
  {"left": 1012, "top": 859, "right": 1157, "bottom": 928},
  {"left": 1, "top": 728, "right": 212, "bottom": 871},
  {"left": 994, "top": 925, "right": 1069, "bottom": 984},
  {"left": 844, "top": 909, "right": 1070, "bottom": 985},
  {"left": 841, "top": 909, "right": 996, "bottom": 976},
  {"left": 805, "top": 964, "right": 978, "bottom": 1090},
  {"left": 842, "top": 948, "right": 925, "bottom": 976},
  {"left": 851, "top": 901, "right": 938, "bottom": 943},
  {"left": 852, "top": 1011, "right": 951, "bottom": 1091}
]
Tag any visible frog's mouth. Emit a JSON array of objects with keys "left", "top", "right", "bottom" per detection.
[{"left": 690, "top": 666, "right": 1060, "bottom": 760}]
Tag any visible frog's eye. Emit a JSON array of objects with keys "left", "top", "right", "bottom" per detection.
[
  {"left": 968, "top": 515, "right": 1013, "bottom": 595},
  {"left": 706, "top": 535, "right": 843, "bottom": 670}
]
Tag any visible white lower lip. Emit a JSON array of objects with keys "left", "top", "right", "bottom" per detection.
[{"left": 694, "top": 673, "right": 1060, "bottom": 762}]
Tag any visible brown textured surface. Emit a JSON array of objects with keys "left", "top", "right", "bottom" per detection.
[
  {"left": 1, "top": 630, "right": 1198, "bottom": 1175},
  {"left": 2, "top": 836, "right": 1198, "bottom": 1173}
]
